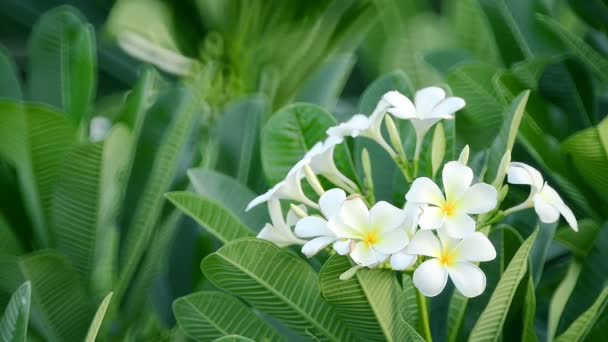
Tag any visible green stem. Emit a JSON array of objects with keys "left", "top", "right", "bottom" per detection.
[{"left": 417, "top": 289, "right": 433, "bottom": 342}]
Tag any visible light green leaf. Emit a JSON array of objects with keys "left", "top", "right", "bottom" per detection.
[
  {"left": 0, "top": 281, "right": 31, "bottom": 342},
  {"left": 0, "top": 251, "right": 92, "bottom": 342},
  {"left": 555, "top": 287, "right": 608, "bottom": 342},
  {"left": 27, "top": 6, "right": 96, "bottom": 126},
  {"left": 484, "top": 90, "right": 529, "bottom": 182},
  {"left": 166, "top": 192, "right": 254, "bottom": 243},
  {"left": 529, "top": 221, "right": 557, "bottom": 286},
  {"left": 468, "top": 229, "right": 538, "bottom": 341},
  {"left": 0, "top": 101, "right": 76, "bottom": 247},
  {"left": 213, "top": 336, "right": 255, "bottom": 342},
  {"left": 261, "top": 103, "right": 355, "bottom": 185},
  {"left": 401, "top": 274, "right": 419, "bottom": 333},
  {"left": 84, "top": 292, "right": 113, "bottom": 342},
  {"left": 521, "top": 277, "right": 537, "bottom": 342},
  {"left": 447, "top": 291, "right": 469, "bottom": 342},
  {"left": 116, "top": 86, "right": 198, "bottom": 305},
  {"left": 173, "top": 291, "right": 282, "bottom": 342},
  {"left": 538, "top": 14, "right": 608, "bottom": 82},
  {"left": 554, "top": 220, "right": 600, "bottom": 259},
  {"left": 547, "top": 260, "right": 582, "bottom": 341},
  {"left": 187, "top": 168, "right": 268, "bottom": 231},
  {"left": 562, "top": 116, "right": 608, "bottom": 203},
  {"left": 447, "top": 64, "right": 504, "bottom": 150},
  {"left": 202, "top": 238, "right": 355, "bottom": 341},
  {"left": 296, "top": 53, "right": 356, "bottom": 111},
  {"left": 52, "top": 125, "right": 131, "bottom": 289},
  {"left": 0, "top": 46, "right": 22, "bottom": 100}
]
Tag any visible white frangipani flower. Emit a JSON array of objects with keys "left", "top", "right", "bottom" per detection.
[
  {"left": 257, "top": 200, "right": 307, "bottom": 247},
  {"left": 246, "top": 158, "right": 316, "bottom": 211},
  {"left": 333, "top": 197, "right": 408, "bottom": 267},
  {"left": 305, "top": 138, "right": 358, "bottom": 192},
  {"left": 507, "top": 162, "right": 578, "bottom": 231},
  {"left": 295, "top": 189, "right": 353, "bottom": 257},
  {"left": 385, "top": 87, "right": 465, "bottom": 158},
  {"left": 406, "top": 161, "right": 498, "bottom": 238},
  {"left": 390, "top": 201, "right": 422, "bottom": 271},
  {"left": 409, "top": 229, "right": 496, "bottom": 297}
]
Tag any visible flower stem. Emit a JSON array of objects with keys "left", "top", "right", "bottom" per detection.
[{"left": 417, "top": 289, "right": 433, "bottom": 342}]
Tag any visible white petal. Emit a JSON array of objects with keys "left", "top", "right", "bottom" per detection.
[
  {"left": 415, "top": 87, "right": 446, "bottom": 116},
  {"left": 413, "top": 259, "right": 448, "bottom": 297},
  {"left": 539, "top": 184, "right": 564, "bottom": 205},
  {"left": 301, "top": 236, "right": 336, "bottom": 257},
  {"left": 333, "top": 239, "right": 352, "bottom": 255},
  {"left": 374, "top": 229, "right": 408, "bottom": 254},
  {"left": 407, "top": 230, "right": 442, "bottom": 258},
  {"left": 437, "top": 227, "right": 461, "bottom": 251},
  {"left": 369, "top": 201, "right": 407, "bottom": 232},
  {"left": 444, "top": 212, "right": 476, "bottom": 239},
  {"left": 410, "top": 119, "right": 440, "bottom": 139},
  {"left": 383, "top": 91, "right": 416, "bottom": 119},
  {"left": 428, "top": 97, "right": 465, "bottom": 119},
  {"left": 294, "top": 216, "right": 333, "bottom": 238},
  {"left": 507, "top": 162, "right": 544, "bottom": 190},
  {"left": 418, "top": 206, "right": 445, "bottom": 231},
  {"left": 403, "top": 202, "right": 423, "bottom": 236},
  {"left": 351, "top": 241, "right": 384, "bottom": 267},
  {"left": 390, "top": 252, "right": 417, "bottom": 271},
  {"left": 406, "top": 177, "right": 445, "bottom": 206},
  {"left": 556, "top": 203, "right": 578, "bottom": 232},
  {"left": 448, "top": 262, "right": 486, "bottom": 298},
  {"left": 246, "top": 185, "right": 277, "bottom": 211},
  {"left": 454, "top": 232, "right": 496, "bottom": 262},
  {"left": 258, "top": 224, "right": 304, "bottom": 248},
  {"left": 458, "top": 183, "right": 498, "bottom": 214},
  {"left": 326, "top": 114, "right": 370, "bottom": 141},
  {"left": 533, "top": 195, "right": 560, "bottom": 223},
  {"left": 442, "top": 161, "right": 473, "bottom": 201},
  {"left": 339, "top": 197, "right": 370, "bottom": 233},
  {"left": 319, "top": 188, "right": 347, "bottom": 218}
]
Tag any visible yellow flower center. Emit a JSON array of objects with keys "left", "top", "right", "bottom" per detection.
[
  {"left": 439, "top": 250, "right": 456, "bottom": 267},
  {"left": 442, "top": 201, "right": 457, "bottom": 217},
  {"left": 363, "top": 231, "right": 379, "bottom": 245}
]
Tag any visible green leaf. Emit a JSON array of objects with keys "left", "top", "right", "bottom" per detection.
[
  {"left": 521, "top": 277, "right": 537, "bottom": 342},
  {"left": 116, "top": 86, "right": 198, "bottom": 305},
  {"left": 166, "top": 192, "right": 254, "bottom": 243},
  {"left": 554, "top": 220, "right": 600, "bottom": 259},
  {"left": 484, "top": 90, "right": 529, "bottom": 182},
  {"left": 538, "top": 14, "right": 608, "bottom": 82},
  {"left": 0, "top": 101, "right": 77, "bottom": 247},
  {"left": 261, "top": 103, "right": 355, "bottom": 185},
  {"left": 447, "top": 64, "right": 504, "bottom": 150},
  {"left": 84, "top": 292, "right": 113, "bottom": 342},
  {"left": 213, "top": 336, "right": 255, "bottom": 342},
  {"left": 27, "top": 6, "right": 96, "bottom": 126},
  {"left": 0, "top": 215, "right": 23, "bottom": 256},
  {"left": 187, "top": 168, "right": 268, "bottom": 231},
  {"left": 555, "top": 287, "right": 608, "bottom": 342},
  {"left": 296, "top": 53, "right": 356, "bottom": 111},
  {"left": 529, "top": 221, "right": 557, "bottom": 286},
  {"left": 431, "top": 122, "right": 446, "bottom": 178},
  {"left": 562, "top": 116, "right": 608, "bottom": 203},
  {"left": 173, "top": 291, "right": 282, "bottom": 341},
  {"left": 319, "top": 255, "right": 401, "bottom": 341},
  {"left": 0, "top": 46, "right": 22, "bottom": 100},
  {"left": 202, "top": 238, "right": 355, "bottom": 341},
  {"left": 0, "top": 251, "right": 92, "bottom": 342},
  {"left": 52, "top": 125, "right": 131, "bottom": 289},
  {"left": 214, "top": 95, "right": 267, "bottom": 188},
  {"left": 401, "top": 274, "right": 419, "bottom": 332},
  {"left": 447, "top": 291, "right": 469, "bottom": 342},
  {"left": 469, "top": 229, "right": 539, "bottom": 341},
  {"left": 547, "top": 260, "right": 582, "bottom": 341},
  {"left": 0, "top": 281, "right": 31, "bottom": 342}
]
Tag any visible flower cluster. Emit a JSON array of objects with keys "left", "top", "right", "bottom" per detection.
[{"left": 248, "top": 87, "right": 578, "bottom": 298}]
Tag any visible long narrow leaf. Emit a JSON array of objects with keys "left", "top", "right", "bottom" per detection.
[
  {"left": 555, "top": 287, "right": 608, "bottom": 342},
  {"left": 0, "top": 281, "right": 31, "bottom": 342},
  {"left": 84, "top": 292, "right": 113, "bottom": 342}
]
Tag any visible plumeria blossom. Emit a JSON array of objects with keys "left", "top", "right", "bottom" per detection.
[
  {"left": 390, "top": 202, "right": 422, "bottom": 270},
  {"left": 507, "top": 162, "right": 578, "bottom": 231},
  {"left": 305, "top": 138, "right": 358, "bottom": 191},
  {"left": 409, "top": 229, "right": 496, "bottom": 297},
  {"left": 257, "top": 200, "right": 306, "bottom": 247},
  {"left": 385, "top": 87, "right": 465, "bottom": 157},
  {"left": 246, "top": 158, "right": 316, "bottom": 211},
  {"left": 295, "top": 188, "right": 353, "bottom": 257},
  {"left": 332, "top": 196, "right": 408, "bottom": 267},
  {"left": 406, "top": 161, "right": 497, "bottom": 238}
]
